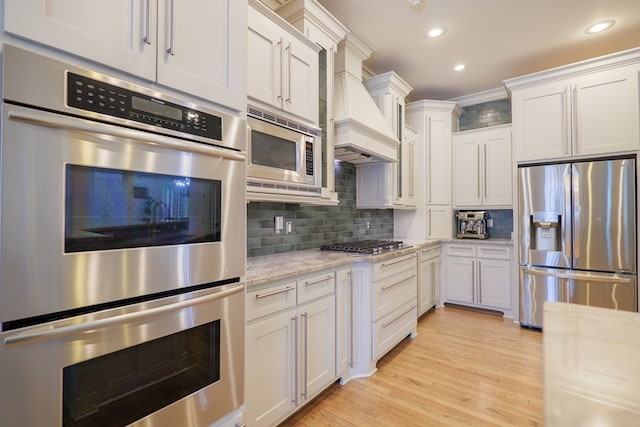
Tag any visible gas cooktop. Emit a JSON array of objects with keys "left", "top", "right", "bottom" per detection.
[{"left": 320, "top": 240, "right": 406, "bottom": 255}]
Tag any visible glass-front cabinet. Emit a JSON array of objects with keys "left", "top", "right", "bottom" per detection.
[{"left": 277, "top": 0, "right": 348, "bottom": 205}]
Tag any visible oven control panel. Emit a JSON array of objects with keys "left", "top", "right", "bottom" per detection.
[{"left": 67, "top": 72, "right": 222, "bottom": 142}]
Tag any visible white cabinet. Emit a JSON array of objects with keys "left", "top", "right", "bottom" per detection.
[
  {"left": 356, "top": 71, "right": 415, "bottom": 209},
  {"left": 245, "top": 272, "right": 336, "bottom": 427},
  {"left": 395, "top": 101, "right": 462, "bottom": 240},
  {"left": 277, "top": 0, "right": 348, "bottom": 203},
  {"left": 248, "top": 0, "right": 319, "bottom": 124},
  {"left": 506, "top": 51, "right": 640, "bottom": 162},
  {"left": 444, "top": 243, "right": 511, "bottom": 312},
  {"left": 350, "top": 253, "right": 418, "bottom": 377},
  {"left": 418, "top": 245, "right": 440, "bottom": 316},
  {"left": 335, "top": 268, "right": 352, "bottom": 381},
  {"left": 5, "top": 0, "right": 247, "bottom": 111},
  {"left": 453, "top": 125, "right": 512, "bottom": 208}
]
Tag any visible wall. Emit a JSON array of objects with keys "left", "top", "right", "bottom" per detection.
[
  {"left": 458, "top": 99, "right": 511, "bottom": 131},
  {"left": 247, "top": 162, "right": 394, "bottom": 257}
]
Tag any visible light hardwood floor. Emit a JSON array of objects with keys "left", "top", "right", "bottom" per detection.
[{"left": 279, "top": 305, "right": 543, "bottom": 426}]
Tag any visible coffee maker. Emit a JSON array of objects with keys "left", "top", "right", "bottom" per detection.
[{"left": 456, "top": 211, "right": 488, "bottom": 239}]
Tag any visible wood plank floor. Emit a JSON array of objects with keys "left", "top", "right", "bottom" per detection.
[{"left": 279, "top": 305, "right": 543, "bottom": 426}]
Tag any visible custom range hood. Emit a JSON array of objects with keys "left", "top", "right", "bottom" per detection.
[{"left": 333, "top": 31, "right": 400, "bottom": 164}]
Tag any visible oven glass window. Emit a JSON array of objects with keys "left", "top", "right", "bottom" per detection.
[
  {"left": 251, "top": 129, "right": 298, "bottom": 171},
  {"left": 65, "top": 165, "right": 221, "bottom": 252},
  {"left": 62, "top": 321, "right": 221, "bottom": 427}
]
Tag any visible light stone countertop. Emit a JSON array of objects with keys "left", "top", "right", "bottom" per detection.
[
  {"left": 246, "top": 239, "right": 441, "bottom": 288},
  {"left": 442, "top": 238, "right": 514, "bottom": 246}
]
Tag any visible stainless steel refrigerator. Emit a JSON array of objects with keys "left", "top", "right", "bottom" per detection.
[{"left": 518, "top": 157, "right": 637, "bottom": 328}]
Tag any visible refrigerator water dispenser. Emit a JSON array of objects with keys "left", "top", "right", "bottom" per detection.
[{"left": 531, "top": 212, "right": 561, "bottom": 251}]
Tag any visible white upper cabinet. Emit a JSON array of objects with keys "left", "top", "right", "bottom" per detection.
[
  {"left": 394, "top": 101, "right": 461, "bottom": 240},
  {"left": 506, "top": 50, "right": 640, "bottom": 162},
  {"left": 5, "top": 0, "right": 247, "bottom": 111},
  {"left": 360, "top": 71, "right": 415, "bottom": 209},
  {"left": 277, "top": 0, "right": 348, "bottom": 204},
  {"left": 453, "top": 125, "right": 512, "bottom": 208},
  {"left": 248, "top": 0, "right": 319, "bottom": 124},
  {"left": 5, "top": 1, "right": 155, "bottom": 79}
]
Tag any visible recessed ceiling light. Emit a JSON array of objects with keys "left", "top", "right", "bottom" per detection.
[
  {"left": 453, "top": 64, "right": 466, "bottom": 71},
  {"left": 427, "top": 27, "right": 446, "bottom": 38},
  {"left": 585, "top": 20, "right": 615, "bottom": 34}
]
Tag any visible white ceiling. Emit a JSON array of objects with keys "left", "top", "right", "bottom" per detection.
[{"left": 298, "top": 0, "right": 640, "bottom": 102}]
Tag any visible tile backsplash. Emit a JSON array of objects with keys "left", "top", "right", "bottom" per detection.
[
  {"left": 454, "top": 209, "right": 513, "bottom": 240},
  {"left": 458, "top": 99, "right": 511, "bottom": 131},
  {"left": 247, "top": 162, "right": 394, "bottom": 257}
]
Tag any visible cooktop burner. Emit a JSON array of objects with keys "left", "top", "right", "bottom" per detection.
[{"left": 321, "top": 240, "right": 406, "bottom": 255}]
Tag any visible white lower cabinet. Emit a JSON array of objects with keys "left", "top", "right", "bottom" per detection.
[
  {"left": 335, "top": 268, "right": 352, "bottom": 381},
  {"left": 418, "top": 245, "right": 440, "bottom": 316},
  {"left": 444, "top": 243, "right": 511, "bottom": 313},
  {"left": 351, "top": 253, "right": 418, "bottom": 377},
  {"left": 245, "top": 273, "right": 336, "bottom": 427}
]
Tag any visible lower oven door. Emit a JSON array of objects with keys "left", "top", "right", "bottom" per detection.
[{"left": 0, "top": 282, "right": 244, "bottom": 427}]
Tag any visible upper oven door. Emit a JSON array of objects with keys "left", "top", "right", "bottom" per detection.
[
  {"left": 0, "top": 104, "right": 246, "bottom": 324},
  {"left": 247, "top": 116, "right": 311, "bottom": 185}
]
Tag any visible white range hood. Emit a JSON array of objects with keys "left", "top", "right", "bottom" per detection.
[{"left": 333, "top": 31, "right": 400, "bottom": 164}]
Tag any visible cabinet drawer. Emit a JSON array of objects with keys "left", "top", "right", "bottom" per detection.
[
  {"left": 373, "top": 253, "right": 417, "bottom": 282},
  {"left": 246, "top": 281, "right": 297, "bottom": 322},
  {"left": 420, "top": 246, "right": 441, "bottom": 261},
  {"left": 297, "top": 272, "right": 335, "bottom": 304},
  {"left": 372, "top": 270, "right": 417, "bottom": 321},
  {"left": 447, "top": 244, "right": 477, "bottom": 257},
  {"left": 477, "top": 245, "right": 511, "bottom": 260},
  {"left": 372, "top": 302, "right": 417, "bottom": 360}
]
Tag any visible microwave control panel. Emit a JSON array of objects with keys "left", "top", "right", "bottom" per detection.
[
  {"left": 66, "top": 72, "right": 222, "bottom": 142},
  {"left": 305, "top": 141, "right": 314, "bottom": 176}
]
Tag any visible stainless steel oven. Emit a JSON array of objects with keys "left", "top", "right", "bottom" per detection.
[{"left": 0, "top": 45, "right": 246, "bottom": 426}]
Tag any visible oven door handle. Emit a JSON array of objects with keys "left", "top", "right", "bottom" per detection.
[
  {"left": 6, "top": 109, "right": 246, "bottom": 162},
  {"left": 3, "top": 283, "right": 244, "bottom": 347}
]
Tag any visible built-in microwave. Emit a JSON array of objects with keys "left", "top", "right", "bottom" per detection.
[{"left": 247, "top": 106, "right": 322, "bottom": 196}]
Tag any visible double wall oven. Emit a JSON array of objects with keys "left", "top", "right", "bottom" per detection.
[{"left": 0, "top": 45, "right": 246, "bottom": 426}]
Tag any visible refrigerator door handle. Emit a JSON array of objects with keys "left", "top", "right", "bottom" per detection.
[
  {"left": 521, "top": 268, "right": 633, "bottom": 283},
  {"left": 563, "top": 168, "right": 573, "bottom": 262}
]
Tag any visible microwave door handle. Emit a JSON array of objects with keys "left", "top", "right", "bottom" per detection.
[
  {"left": 7, "top": 109, "right": 245, "bottom": 162},
  {"left": 3, "top": 284, "right": 244, "bottom": 347}
]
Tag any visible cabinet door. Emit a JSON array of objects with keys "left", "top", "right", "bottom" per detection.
[
  {"left": 401, "top": 125, "right": 418, "bottom": 207},
  {"left": 5, "top": 0, "right": 156, "bottom": 81},
  {"left": 433, "top": 253, "right": 441, "bottom": 306},
  {"left": 512, "top": 81, "right": 570, "bottom": 161},
  {"left": 427, "top": 206, "right": 453, "bottom": 239},
  {"left": 284, "top": 37, "right": 319, "bottom": 123},
  {"left": 335, "top": 268, "right": 352, "bottom": 377},
  {"left": 245, "top": 309, "right": 297, "bottom": 427},
  {"left": 247, "top": 5, "right": 283, "bottom": 109},
  {"left": 157, "top": 0, "right": 246, "bottom": 110},
  {"left": 478, "top": 258, "right": 511, "bottom": 309},
  {"left": 418, "top": 257, "right": 435, "bottom": 316},
  {"left": 453, "top": 135, "right": 481, "bottom": 207},
  {"left": 483, "top": 128, "right": 512, "bottom": 206},
  {"left": 574, "top": 65, "right": 640, "bottom": 156},
  {"left": 445, "top": 256, "right": 474, "bottom": 303},
  {"left": 356, "top": 163, "right": 394, "bottom": 208},
  {"left": 299, "top": 296, "right": 336, "bottom": 402},
  {"left": 427, "top": 113, "right": 453, "bottom": 204}
]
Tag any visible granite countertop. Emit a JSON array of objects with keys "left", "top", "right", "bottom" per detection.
[{"left": 246, "top": 239, "right": 441, "bottom": 288}]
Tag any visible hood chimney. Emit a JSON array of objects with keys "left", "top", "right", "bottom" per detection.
[{"left": 332, "top": 30, "right": 400, "bottom": 164}]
